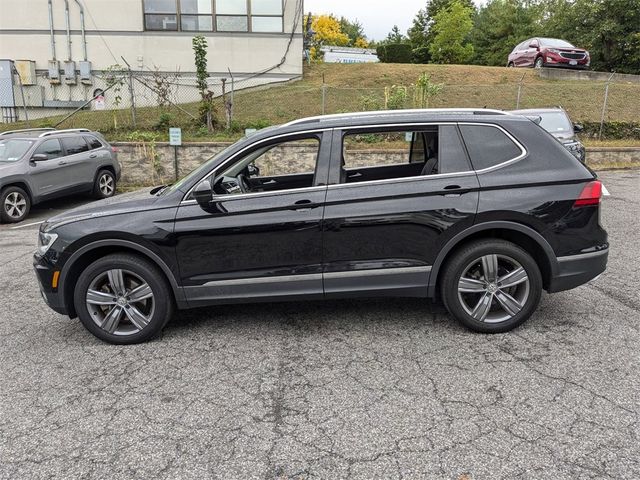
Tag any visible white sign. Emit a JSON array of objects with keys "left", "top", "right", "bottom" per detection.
[
  {"left": 94, "top": 95, "right": 105, "bottom": 111},
  {"left": 169, "top": 128, "right": 182, "bottom": 146}
]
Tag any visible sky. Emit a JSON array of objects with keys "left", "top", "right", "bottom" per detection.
[{"left": 304, "top": 0, "right": 431, "bottom": 41}]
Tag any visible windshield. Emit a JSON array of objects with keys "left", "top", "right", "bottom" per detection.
[
  {"left": 0, "top": 139, "right": 34, "bottom": 162},
  {"left": 162, "top": 141, "right": 239, "bottom": 195},
  {"left": 537, "top": 112, "right": 572, "bottom": 133},
  {"left": 540, "top": 38, "right": 575, "bottom": 48}
]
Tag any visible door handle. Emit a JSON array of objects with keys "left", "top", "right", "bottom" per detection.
[
  {"left": 89, "top": 153, "right": 97, "bottom": 158},
  {"left": 58, "top": 160, "right": 67, "bottom": 165},
  {"left": 444, "top": 184, "right": 461, "bottom": 190},
  {"left": 442, "top": 185, "right": 463, "bottom": 197},
  {"left": 290, "top": 199, "right": 315, "bottom": 211},
  {"left": 348, "top": 172, "right": 362, "bottom": 178}
]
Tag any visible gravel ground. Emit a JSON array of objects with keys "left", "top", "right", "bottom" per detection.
[{"left": 0, "top": 170, "right": 638, "bottom": 479}]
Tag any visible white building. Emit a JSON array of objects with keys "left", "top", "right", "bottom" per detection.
[
  {"left": 0, "top": 0, "right": 304, "bottom": 122},
  {"left": 321, "top": 46, "right": 379, "bottom": 64}
]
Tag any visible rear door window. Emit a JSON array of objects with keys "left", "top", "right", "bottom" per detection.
[
  {"left": 459, "top": 124, "right": 523, "bottom": 171},
  {"left": 61, "top": 136, "right": 90, "bottom": 156}
]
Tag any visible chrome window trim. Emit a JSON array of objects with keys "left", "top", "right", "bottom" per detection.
[
  {"left": 324, "top": 266, "right": 431, "bottom": 279},
  {"left": 180, "top": 121, "right": 527, "bottom": 203},
  {"left": 180, "top": 128, "right": 330, "bottom": 203}
]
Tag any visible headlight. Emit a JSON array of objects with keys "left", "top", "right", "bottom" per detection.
[
  {"left": 548, "top": 48, "right": 560, "bottom": 54},
  {"left": 37, "top": 231, "right": 58, "bottom": 256}
]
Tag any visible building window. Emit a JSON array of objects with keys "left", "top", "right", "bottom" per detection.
[
  {"left": 143, "top": 0, "right": 284, "bottom": 33},
  {"left": 181, "top": 0, "right": 213, "bottom": 31},
  {"left": 143, "top": 0, "right": 178, "bottom": 31}
]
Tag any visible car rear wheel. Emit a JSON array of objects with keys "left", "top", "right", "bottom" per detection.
[
  {"left": 93, "top": 169, "right": 116, "bottom": 199},
  {"left": 1, "top": 186, "right": 31, "bottom": 223},
  {"left": 441, "top": 239, "right": 542, "bottom": 333},
  {"left": 534, "top": 57, "right": 544, "bottom": 69},
  {"left": 507, "top": 62, "right": 515, "bottom": 67},
  {"left": 73, "top": 253, "right": 174, "bottom": 344}
]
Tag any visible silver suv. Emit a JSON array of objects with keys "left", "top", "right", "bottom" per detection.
[{"left": 0, "top": 128, "right": 121, "bottom": 223}]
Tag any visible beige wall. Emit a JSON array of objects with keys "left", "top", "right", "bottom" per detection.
[{"left": 0, "top": 0, "right": 303, "bottom": 75}]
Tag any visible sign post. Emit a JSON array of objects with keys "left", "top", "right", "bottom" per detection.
[{"left": 169, "top": 128, "right": 182, "bottom": 181}]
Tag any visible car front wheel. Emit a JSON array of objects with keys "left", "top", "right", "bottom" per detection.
[
  {"left": 441, "top": 240, "right": 542, "bottom": 333},
  {"left": 534, "top": 57, "right": 544, "bottom": 69},
  {"left": 73, "top": 253, "right": 174, "bottom": 344},
  {"left": 1, "top": 186, "right": 31, "bottom": 223}
]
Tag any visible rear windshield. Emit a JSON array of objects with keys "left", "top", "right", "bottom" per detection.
[
  {"left": 0, "top": 139, "right": 34, "bottom": 162},
  {"left": 540, "top": 38, "right": 574, "bottom": 48},
  {"left": 538, "top": 112, "right": 572, "bottom": 133}
]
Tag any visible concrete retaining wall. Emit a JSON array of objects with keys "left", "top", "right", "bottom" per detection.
[
  {"left": 537, "top": 68, "right": 640, "bottom": 84},
  {"left": 112, "top": 141, "right": 640, "bottom": 186}
]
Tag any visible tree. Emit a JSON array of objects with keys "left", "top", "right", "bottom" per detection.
[
  {"left": 385, "top": 25, "right": 408, "bottom": 44},
  {"left": 192, "top": 35, "right": 216, "bottom": 132},
  {"left": 339, "top": 17, "right": 366, "bottom": 46},
  {"left": 407, "top": 8, "right": 431, "bottom": 63},
  {"left": 429, "top": 0, "right": 475, "bottom": 64},
  {"left": 354, "top": 37, "right": 370, "bottom": 48},
  {"left": 304, "top": 14, "right": 350, "bottom": 60},
  {"left": 472, "top": 0, "right": 541, "bottom": 66}
]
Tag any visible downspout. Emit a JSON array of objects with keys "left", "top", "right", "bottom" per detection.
[
  {"left": 64, "top": 0, "right": 72, "bottom": 61},
  {"left": 48, "top": 0, "right": 57, "bottom": 60},
  {"left": 72, "top": 0, "right": 87, "bottom": 61}
]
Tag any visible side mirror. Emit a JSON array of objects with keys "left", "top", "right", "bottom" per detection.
[
  {"left": 573, "top": 123, "right": 584, "bottom": 133},
  {"left": 529, "top": 42, "right": 538, "bottom": 49},
  {"left": 31, "top": 154, "right": 48, "bottom": 162},
  {"left": 193, "top": 180, "right": 213, "bottom": 208}
]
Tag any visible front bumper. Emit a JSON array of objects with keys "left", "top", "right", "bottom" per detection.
[
  {"left": 34, "top": 254, "right": 68, "bottom": 315},
  {"left": 548, "top": 248, "right": 608, "bottom": 293}
]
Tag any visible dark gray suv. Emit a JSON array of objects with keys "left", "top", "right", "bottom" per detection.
[{"left": 0, "top": 128, "right": 121, "bottom": 223}]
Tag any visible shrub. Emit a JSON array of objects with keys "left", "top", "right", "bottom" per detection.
[{"left": 376, "top": 43, "right": 412, "bottom": 63}]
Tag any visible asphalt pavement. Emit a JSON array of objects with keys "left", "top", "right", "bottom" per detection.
[{"left": 0, "top": 170, "right": 638, "bottom": 479}]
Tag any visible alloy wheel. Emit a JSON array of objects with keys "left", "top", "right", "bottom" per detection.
[
  {"left": 4, "top": 192, "right": 27, "bottom": 219},
  {"left": 99, "top": 174, "right": 115, "bottom": 196},
  {"left": 457, "top": 254, "right": 530, "bottom": 324},
  {"left": 85, "top": 269, "right": 155, "bottom": 336}
]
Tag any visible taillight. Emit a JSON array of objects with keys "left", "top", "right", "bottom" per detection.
[{"left": 574, "top": 180, "right": 602, "bottom": 207}]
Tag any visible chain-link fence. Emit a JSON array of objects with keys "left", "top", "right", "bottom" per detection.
[{"left": 2, "top": 68, "right": 640, "bottom": 140}]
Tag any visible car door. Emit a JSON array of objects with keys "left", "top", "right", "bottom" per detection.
[
  {"left": 525, "top": 39, "right": 539, "bottom": 66},
  {"left": 513, "top": 41, "right": 527, "bottom": 66},
  {"left": 59, "top": 136, "right": 96, "bottom": 188},
  {"left": 28, "top": 138, "right": 75, "bottom": 198},
  {"left": 173, "top": 131, "right": 331, "bottom": 306},
  {"left": 322, "top": 124, "right": 480, "bottom": 298}
]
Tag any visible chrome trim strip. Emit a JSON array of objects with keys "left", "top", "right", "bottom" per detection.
[
  {"left": 200, "top": 273, "right": 323, "bottom": 287},
  {"left": 557, "top": 249, "right": 608, "bottom": 263},
  {"left": 324, "top": 266, "right": 431, "bottom": 278},
  {"left": 326, "top": 169, "right": 474, "bottom": 190}
]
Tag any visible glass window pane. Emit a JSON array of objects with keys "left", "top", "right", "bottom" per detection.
[
  {"left": 181, "top": 0, "right": 212, "bottom": 14},
  {"left": 215, "top": 0, "right": 247, "bottom": 14},
  {"left": 216, "top": 15, "right": 248, "bottom": 31},
  {"left": 459, "top": 125, "right": 522, "bottom": 170},
  {"left": 34, "top": 139, "right": 62, "bottom": 159},
  {"left": 61, "top": 137, "right": 90, "bottom": 156},
  {"left": 181, "top": 15, "right": 213, "bottom": 31},
  {"left": 143, "top": 0, "right": 177, "bottom": 13},
  {"left": 145, "top": 14, "right": 178, "bottom": 30},
  {"left": 251, "top": 0, "right": 282, "bottom": 15},
  {"left": 251, "top": 16, "right": 282, "bottom": 32}
]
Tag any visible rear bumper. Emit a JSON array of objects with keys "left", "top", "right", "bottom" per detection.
[{"left": 548, "top": 248, "right": 608, "bottom": 293}]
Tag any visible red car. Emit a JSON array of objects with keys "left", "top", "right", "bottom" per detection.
[{"left": 508, "top": 38, "right": 590, "bottom": 70}]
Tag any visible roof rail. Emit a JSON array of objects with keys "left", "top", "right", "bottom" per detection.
[
  {"left": 0, "top": 128, "right": 56, "bottom": 136},
  {"left": 39, "top": 128, "right": 91, "bottom": 137},
  {"left": 284, "top": 108, "right": 510, "bottom": 127}
]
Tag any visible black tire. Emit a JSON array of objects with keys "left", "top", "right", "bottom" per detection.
[
  {"left": 440, "top": 239, "right": 542, "bottom": 334},
  {"left": 1, "top": 185, "right": 31, "bottom": 223},
  {"left": 534, "top": 57, "right": 544, "bottom": 69},
  {"left": 507, "top": 62, "right": 515, "bottom": 67},
  {"left": 73, "top": 253, "right": 174, "bottom": 344},
  {"left": 93, "top": 169, "right": 116, "bottom": 199}
]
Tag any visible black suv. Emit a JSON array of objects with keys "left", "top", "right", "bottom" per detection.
[{"left": 34, "top": 109, "right": 608, "bottom": 344}]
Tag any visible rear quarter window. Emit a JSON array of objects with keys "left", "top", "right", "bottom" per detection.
[
  {"left": 459, "top": 125, "right": 523, "bottom": 171},
  {"left": 61, "top": 136, "right": 90, "bottom": 155},
  {"left": 83, "top": 135, "right": 103, "bottom": 150}
]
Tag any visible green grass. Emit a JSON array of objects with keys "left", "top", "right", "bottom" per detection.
[{"left": 2, "top": 63, "right": 639, "bottom": 143}]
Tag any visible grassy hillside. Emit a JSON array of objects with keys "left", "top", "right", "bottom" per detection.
[{"left": 1, "top": 64, "right": 639, "bottom": 142}]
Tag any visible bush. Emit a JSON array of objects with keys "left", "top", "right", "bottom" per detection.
[
  {"left": 578, "top": 121, "right": 640, "bottom": 140},
  {"left": 376, "top": 43, "right": 412, "bottom": 63},
  {"left": 153, "top": 112, "right": 174, "bottom": 131}
]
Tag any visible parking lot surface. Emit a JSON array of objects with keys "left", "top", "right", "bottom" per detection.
[{"left": 1, "top": 170, "right": 639, "bottom": 479}]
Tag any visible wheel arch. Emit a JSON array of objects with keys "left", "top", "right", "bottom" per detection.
[
  {"left": 59, "top": 239, "right": 186, "bottom": 318},
  {"left": 428, "top": 221, "right": 558, "bottom": 297},
  {"left": 93, "top": 165, "right": 116, "bottom": 184},
  {"left": 1, "top": 181, "right": 34, "bottom": 202}
]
